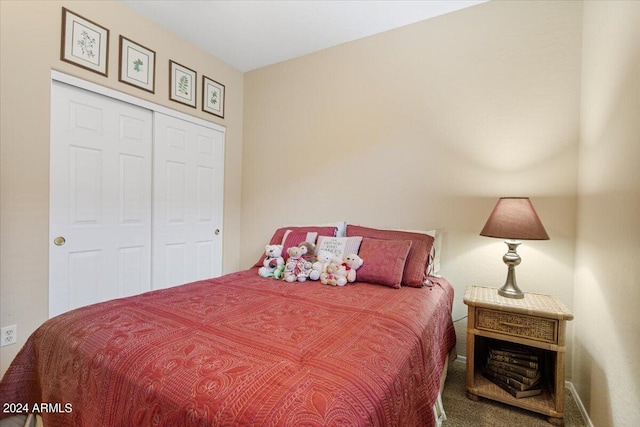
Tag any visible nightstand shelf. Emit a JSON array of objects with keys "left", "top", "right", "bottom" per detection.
[
  {"left": 472, "top": 370, "right": 556, "bottom": 412},
  {"left": 464, "top": 286, "right": 573, "bottom": 426}
]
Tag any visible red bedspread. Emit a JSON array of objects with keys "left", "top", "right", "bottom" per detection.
[{"left": 1, "top": 269, "right": 455, "bottom": 427}]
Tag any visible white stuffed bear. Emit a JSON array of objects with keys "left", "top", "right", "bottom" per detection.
[
  {"left": 258, "top": 244, "right": 285, "bottom": 278},
  {"left": 309, "top": 250, "right": 334, "bottom": 281},
  {"left": 283, "top": 246, "right": 313, "bottom": 282},
  {"left": 342, "top": 253, "right": 364, "bottom": 283}
]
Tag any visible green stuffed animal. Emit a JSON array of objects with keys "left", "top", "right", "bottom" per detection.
[{"left": 273, "top": 263, "right": 285, "bottom": 280}]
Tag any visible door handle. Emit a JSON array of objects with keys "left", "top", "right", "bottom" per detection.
[
  {"left": 214, "top": 229, "right": 220, "bottom": 235},
  {"left": 54, "top": 236, "right": 66, "bottom": 246}
]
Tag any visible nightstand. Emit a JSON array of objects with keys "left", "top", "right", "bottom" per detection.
[{"left": 463, "top": 286, "right": 573, "bottom": 426}]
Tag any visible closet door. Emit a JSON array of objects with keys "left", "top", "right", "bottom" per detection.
[
  {"left": 153, "top": 113, "right": 224, "bottom": 289},
  {"left": 50, "top": 82, "right": 153, "bottom": 317}
]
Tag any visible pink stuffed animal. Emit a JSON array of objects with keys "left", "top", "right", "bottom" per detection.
[{"left": 283, "top": 246, "right": 313, "bottom": 282}]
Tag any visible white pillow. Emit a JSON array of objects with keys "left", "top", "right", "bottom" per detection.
[
  {"left": 319, "top": 221, "right": 346, "bottom": 237},
  {"left": 335, "top": 221, "right": 347, "bottom": 237},
  {"left": 316, "top": 236, "right": 363, "bottom": 260},
  {"left": 425, "top": 229, "right": 442, "bottom": 275}
]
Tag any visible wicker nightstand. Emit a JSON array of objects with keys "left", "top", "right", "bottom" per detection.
[{"left": 463, "top": 286, "right": 574, "bottom": 426}]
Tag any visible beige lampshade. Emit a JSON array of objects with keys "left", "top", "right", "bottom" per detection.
[{"left": 480, "top": 197, "right": 549, "bottom": 240}]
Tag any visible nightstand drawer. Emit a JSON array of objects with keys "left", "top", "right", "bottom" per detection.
[{"left": 476, "top": 308, "right": 558, "bottom": 344}]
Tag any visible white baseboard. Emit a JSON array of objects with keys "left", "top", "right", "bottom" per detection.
[{"left": 565, "top": 381, "right": 594, "bottom": 427}]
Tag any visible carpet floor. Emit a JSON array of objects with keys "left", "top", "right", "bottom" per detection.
[{"left": 442, "top": 359, "right": 587, "bottom": 427}]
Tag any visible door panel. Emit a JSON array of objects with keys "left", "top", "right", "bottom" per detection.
[
  {"left": 119, "top": 154, "right": 146, "bottom": 223},
  {"left": 50, "top": 81, "right": 153, "bottom": 317},
  {"left": 164, "top": 243, "right": 187, "bottom": 287},
  {"left": 196, "top": 241, "right": 214, "bottom": 279},
  {"left": 69, "top": 146, "right": 102, "bottom": 225},
  {"left": 166, "top": 161, "right": 187, "bottom": 223},
  {"left": 197, "top": 166, "right": 214, "bottom": 221},
  {"left": 153, "top": 113, "right": 224, "bottom": 290},
  {"left": 118, "top": 246, "right": 147, "bottom": 296}
]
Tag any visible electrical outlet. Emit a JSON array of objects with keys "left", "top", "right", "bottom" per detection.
[{"left": 1, "top": 325, "right": 17, "bottom": 347}]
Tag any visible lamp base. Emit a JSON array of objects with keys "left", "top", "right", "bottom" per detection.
[
  {"left": 498, "top": 241, "right": 524, "bottom": 299},
  {"left": 498, "top": 283, "right": 524, "bottom": 299}
]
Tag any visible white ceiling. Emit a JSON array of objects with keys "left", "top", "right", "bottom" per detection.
[{"left": 121, "top": 0, "right": 487, "bottom": 72}]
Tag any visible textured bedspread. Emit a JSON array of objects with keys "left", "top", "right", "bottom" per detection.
[{"left": 0, "top": 269, "right": 455, "bottom": 427}]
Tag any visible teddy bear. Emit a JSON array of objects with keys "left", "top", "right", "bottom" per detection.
[
  {"left": 258, "top": 244, "right": 285, "bottom": 278},
  {"left": 309, "top": 250, "right": 334, "bottom": 281},
  {"left": 283, "top": 245, "right": 313, "bottom": 282},
  {"left": 298, "top": 241, "right": 317, "bottom": 264},
  {"left": 342, "top": 254, "right": 364, "bottom": 283},
  {"left": 320, "top": 261, "right": 349, "bottom": 286}
]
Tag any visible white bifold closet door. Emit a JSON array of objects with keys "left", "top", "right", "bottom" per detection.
[
  {"left": 50, "top": 80, "right": 224, "bottom": 317},
  {"left": 50, "top": 81, "right": 153, "bottom": 317},
  {"left": 152, "top": 113, "right": 224, "bottom": 290}
]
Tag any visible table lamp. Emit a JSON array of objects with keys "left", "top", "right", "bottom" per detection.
[{"left": 480, "top": 197, "right": 549, "bottom": 298}]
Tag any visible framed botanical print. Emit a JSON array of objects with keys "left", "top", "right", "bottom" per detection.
[
  {"left": 169, "top": 60, "right": 197, "bottom": 108},
  {"left": 60, "top": 8, "right": 109, "bottom": 76},
  {"left": 202, "top": 75, "right": 225, "bottom": 119},
  {"left": 119, "top": 36, "right": 155, "bottom": 93}
]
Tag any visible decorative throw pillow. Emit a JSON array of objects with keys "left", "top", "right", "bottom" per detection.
[
  {"left": 346, "top": 225, "right": 435, "bottom": 287},
  {"left": 356, "top": 238, "right": 412, "bottom": 289},
  {"left": 315, "top": 236, "right": 363, "bottom": 260},
  {"left": 397, "top": 228, "right": 442, "bottom": 275},
  {"left": 254, "top": 226, "right": 338, "bottom": 267}
]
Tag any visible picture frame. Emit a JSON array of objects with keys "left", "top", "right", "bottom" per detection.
[
  {"left": 118, "top": 36, "right": 155, "bottom": 93},
  {"left": 60, "top": 8, "right": 109, "bottom": 77},
  {"left": 169, "top": 60, "right": 197, "bottom": 108},
  {"left": 202, "top": 75, "right": 226, "bottom": 119}
]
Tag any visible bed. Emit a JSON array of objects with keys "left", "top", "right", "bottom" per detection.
[{"left": 1, "top": 225, "right": 456, "bottom": 427}]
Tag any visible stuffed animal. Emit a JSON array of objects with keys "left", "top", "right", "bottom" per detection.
[
  {"left": 273, "top": 263, "right": 285, "bottom": 280},
  {"left": 309, "top": 250, "right": 334, "bottom": 281},
  {"left": 258, "top": 244, "right": 285, "bottom": 278},
  {"left": 298, "top": 241, "right": 317, "bottom": 264},
  {"left": 342, "top": 254, "right": 364, "bottom": 283},
  {"left": 283, "top": 245, "right": 313, "bottom": 282},
  {"left": 320, "top": 261, "right": 348, "bottom": 287}
]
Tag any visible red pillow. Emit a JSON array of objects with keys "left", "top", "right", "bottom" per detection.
[
  {"left": 346, "top": 225, "right": 434, "bottom": 287},
  {"left": 356, "top": 238, "right": 412, "bottom": 289},
  {"left": 254, "top": 226, "right": 338, "bottom": 267}
]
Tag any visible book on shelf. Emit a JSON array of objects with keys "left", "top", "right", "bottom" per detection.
[
  {"left": 486, "top": 358, "right": 539, "bottom": 378},
  {"left": 483, "top": 340, "right": 544, "bottom": 398},
  {"left": 485, "top": 370, "right": 542, "bottom": 398},
  {"left": 483, "top": 369, "right": 540, "bottom": 391},
  {"left": 489, "top": 353, "right": 539, "bottom": 369},
  {"left": 488, "top": 347, "right": 539, "bottom": 362},
  {"left": 488, "top": 341, "right": 540, "bottom": 361},
  {"left": 485, "top": 363, "right": 541, "bottom": 385}
]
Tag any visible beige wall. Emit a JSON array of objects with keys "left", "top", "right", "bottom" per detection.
[
  {"left": 573, "top": 1, "right": 640, "bottom": 426},
  {"left": 0, "top": 1, "right": 244, "bottom": 375},
  {"left": 242, "top": 0, "right": 581, "bottom": 367}
]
